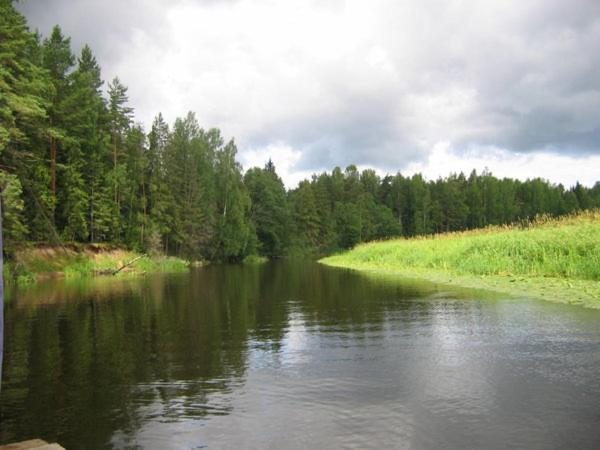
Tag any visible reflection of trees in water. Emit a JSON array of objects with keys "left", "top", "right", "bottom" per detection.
[
  {"left": 269, "top": 261, "right": 446, "bottom": 328},
  {"left": 1, "top": 271, "right": 255, "bottom": 448},
  {"left": 0, "top": 262, "right": 460, "bottom": 448}
]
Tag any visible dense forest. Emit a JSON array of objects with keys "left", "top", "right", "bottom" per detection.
[{"left": 1, "top": 1, "right": 600, "bottom": 261}]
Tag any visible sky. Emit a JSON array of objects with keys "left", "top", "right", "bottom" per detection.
[{"left": 17, "top": 0, "right": 600, "bottom": 188}]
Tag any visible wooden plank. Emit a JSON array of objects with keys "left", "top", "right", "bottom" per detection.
[
  {"left": 0, "top": 441, "right": 65, "bottom": 450},
  {"left": 0, "top": 440, "right": 48, "bottom": 450}
]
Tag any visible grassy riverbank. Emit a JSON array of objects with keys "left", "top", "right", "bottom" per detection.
[
  {"left": 321, "top": 211, "right": 600, "bottom": 308},
  {"left": 5, "top": 244, "right": 190, "bottom": 284}
]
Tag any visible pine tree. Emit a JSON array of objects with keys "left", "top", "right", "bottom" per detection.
[
  {"left": 66, "top": 44, "right": 109, "bottom": 242},
  {"left": 410, "top": 174, "right": 431, "bottom": 235},
  {"left": 291, "top": 181, "right": 320, "bottom": 250},
  {"left": 122, "top": 125, "right": 147, "bottom": 249},
  {"left": 466, "top": 170, "right": 485, "bottom": 229},
  {"left": 573, "top": 182, "right": 592, "bottom": 211},
  {"left": 42, "top": 25, "right": 74, "bottom": 208},
  {"left": 312, "top": 172, "right": 337, "bottom": 252},
  {"left": 590, "top": 182, "right": 600, "bottom": 208},
  {"left": 0, "top": 2, "right": 52, "bottom": 241},
  {"left": 0, "top": 2, "right": 47, "bottom": 154},
  {"left": 146, "top": 113, "right": 172, "bottom": 253},
  {"left": 107, "top": 77, "right": 133, "bottom": 241},
  {"left": 164, "top": 113, "right": 216, "bottom": 258}
]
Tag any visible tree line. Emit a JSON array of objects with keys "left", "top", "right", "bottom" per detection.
[{"left": 1, "top": 1, "right": 599, "bottom": 261}]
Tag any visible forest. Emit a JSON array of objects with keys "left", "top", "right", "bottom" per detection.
[{"left": 2, "top": 1, "right": 600, "bottom": 262}]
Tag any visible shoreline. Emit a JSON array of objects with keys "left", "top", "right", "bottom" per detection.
[
  {"left": 5, "top": 245, "right": 191, "bottom": 284},
  {"left": 319, "top": 260, "right": 600, "bottom": 309},
  {"left": 4, "top": 244, "right": 270, "bottom": 285},
  {"left": 320, "top": 211, "right": 600, "bottom": 309}
]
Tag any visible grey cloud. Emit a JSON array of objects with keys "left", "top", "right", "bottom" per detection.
[
  {"left": 241, "top": 82, "right": 419, "bottom": 172},
  {"left": 17, "top": 0, "right": 600, "bottom": 175},
  {"left": 18, "top": 1, "right": 166, "bottom": 64},
  {"left": 451, "top": 0, "right": 600, "bottom": 155}
]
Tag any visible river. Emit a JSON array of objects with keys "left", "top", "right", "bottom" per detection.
[{"left": 1, "top": 261, "right": 599, "bottom": 449}]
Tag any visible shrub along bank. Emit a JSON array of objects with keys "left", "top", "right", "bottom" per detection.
[{"left": 5, "top": 244, "right": 190, "bottom": 284}]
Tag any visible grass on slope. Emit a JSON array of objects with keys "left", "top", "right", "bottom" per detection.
[
  {"left": 7, "top": 244, "right": 190, "bottom": 284},
  {"left": 321, "top": 211, "right": 600, "bottom": 308}
]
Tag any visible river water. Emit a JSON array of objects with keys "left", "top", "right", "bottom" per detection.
[{"left": 1, "top": 261, "right": 599, "bottom": 449}]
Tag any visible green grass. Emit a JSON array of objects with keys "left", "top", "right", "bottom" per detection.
[
  {"left": 6, "top": 245, "right": 190, "bottom": 284},
  {"left": 243, "top": 254, "right": 269, "bottom": 264},
  {"left": 3, "top": 261, "right": 36, "bottom": 285},
  {"left": 321, "top": 210, "right": 600, "bottom": 308},
  {"left": 132, "top": 255, "right": 190, "bottom": 273},
  {"left": 63, "top": 253, "right": 190, "bottom": 278}
]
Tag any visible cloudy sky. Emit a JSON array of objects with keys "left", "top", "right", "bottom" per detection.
[{"left": 18, "top": 0, "right": 600, "bottom": 187}]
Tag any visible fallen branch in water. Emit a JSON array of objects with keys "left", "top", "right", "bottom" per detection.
[
  {"left": 95, "top": 255, "right": 144, "bottom": 276},
  {"left": 111, "top": 255, "right": 144, "bottom": 275}
]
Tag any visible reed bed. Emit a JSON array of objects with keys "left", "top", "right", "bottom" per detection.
[{"left": 322, "top": 210, "right": 600, "bottom": 281}]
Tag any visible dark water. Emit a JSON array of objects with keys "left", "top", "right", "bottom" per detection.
[{"left": 1, "top": 261, "right": 600, "bottom": 449}]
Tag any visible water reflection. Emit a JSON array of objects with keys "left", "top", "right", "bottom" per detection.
[{"left": 1, "top": 261, "right": 600, "bottom": 449}]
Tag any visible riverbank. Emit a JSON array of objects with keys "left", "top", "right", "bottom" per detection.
[
  {"left": 321, "top": 210, "right": 600, "bottom": 308},
  {"left": 5, "top": 244, "right": 191, "bottom": 284}
]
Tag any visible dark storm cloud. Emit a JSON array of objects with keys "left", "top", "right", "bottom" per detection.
[{"left": 17, "top": 0, "right": 600, "bottom": 175}]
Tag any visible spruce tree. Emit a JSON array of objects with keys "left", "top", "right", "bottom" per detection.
[
  {"left": 146, "top": 113, "right": 172, "bottom": 253},
  {"left": 67, "top": 44, "right": 109, "bottom": 242},
  {"left": 0, "top": 1, "right": 51, "bottom": 242},
  {"left": 42, "top": 25, "right": 74, "bottom": 208},
  {"left": 244, "top": 160, "right": 290, "bottom": 257},
  {"left": 107, "top": 77, "right": 133, "bottom": 241}
]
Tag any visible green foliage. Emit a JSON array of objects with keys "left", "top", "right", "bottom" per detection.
[
  {"left": 290, "top": 180, "right": 320, "bottom": 249},
  {"left": 3, "top": 260, "right": 35, "bottom": 285},
  {"left": 131, "top": 255, "right": 189, "bottom": 274},
  {"left": 322, "top": 211, "right": 600, "bottom": 307},
  {"left": 213, "top": 139, "right": 254, "bottom": 261},
  {"left": 12, "top": 246, "right": 189, "bottom": 280},
  {"left": 59, "top": 142, "right": 89, "bottom": 240},
  {"left": 0, "top": 170, "right": 28, "bottom": 253},
  {"left": 334, "top": 201, "right": 361, "bottom": 249},
  {"left": 323, "top": 211, "right": 600, "bottom": 281},
  {"left": 0, "top": 4, "right": 599, "bottom": 268},
  {"left": 164, "top": 113, "right": 216, "bottom": 258},
  {"left": 244, "top": 160, "right": 290, "bottom": 257},
  {"left": 0, "top": 1, "right": 49, "bottom": 154},
  {"left": 242, "top": 254, "right": 268, "bottom": 264},
  {"left": 63, "top": 258, "right": 94, "bottom": 278}
]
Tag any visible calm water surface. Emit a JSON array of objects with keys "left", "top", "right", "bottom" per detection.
[{"left": 1, "top": 261, "right": 599, "bottom": 449}]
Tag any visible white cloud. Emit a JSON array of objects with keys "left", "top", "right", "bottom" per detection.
[
  {"left": 18, "top": 0, "right": 600, "bottom": 188},
  {"left": 240, "top": 142, "right": 312, "bottom": 189},
  {"left": 243, "top": 142, "right": 600, "bottom": 188},
  {"left": 404, "top": 143, "right": 600, "bottom": 188}
]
